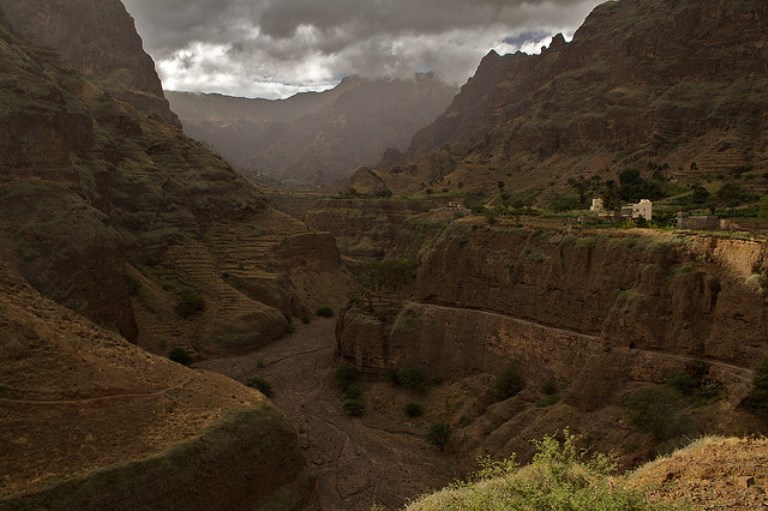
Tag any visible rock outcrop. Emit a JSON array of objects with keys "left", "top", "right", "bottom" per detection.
[
  {"left": 0, "top": 0, "right": 179, "bottom": 126},
  {"left": 376, "top": 0, "right": 768, "bottom": 194},
  {"left": 167, "top": 74, "right": 456, "bottom": 187}
]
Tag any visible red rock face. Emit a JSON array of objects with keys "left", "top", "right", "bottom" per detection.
[
  {"left": 387, "top": 0, "right": 768, "bottom": 188},
  {"left": 0, "top": 0, "right": 180, "bottom": 126}
]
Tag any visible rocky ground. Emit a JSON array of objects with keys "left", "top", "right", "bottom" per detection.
[{"left": 198, "top": 318, "right": 461, "bottom": 511}]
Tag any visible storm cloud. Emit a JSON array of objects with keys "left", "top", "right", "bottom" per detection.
[{"left": 122, "top": 0, "right": 603, "bottom": 99}]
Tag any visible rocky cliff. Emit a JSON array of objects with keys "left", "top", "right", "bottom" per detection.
[
  {"left": 337, "top": 220, "right": 768, "bottom": 463},
  {"left": 167, "top": 75, "right": 456, "bottom": 187},
  {"left": 0, "top": 0, "right": 179, "bottom": 126},
  {"left": 376, "top": 0, "right": 768, "bottom": 194}
]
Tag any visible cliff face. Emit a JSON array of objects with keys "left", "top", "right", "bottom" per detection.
[
  {"left": 337, "top": 223, "right": 768, "bottom": 462},
  {"left": 380, "top": 0, "right": 768, "bottom": 193},
  {"left": 167, "top": 75, "right": 456, "bottom": 187},
  {"left": 0, "top": 0, "right": 179, "bottom": 125}
]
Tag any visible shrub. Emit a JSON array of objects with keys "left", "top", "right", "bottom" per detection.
[
  {"left": 746, "top": 357, "right": 768, "bottom": 420},
  {"left": 246, "top": 377, "right": 274, "bottom": 398},
  {"left": 168, "top": 348, "right": 192, "bottom": 366},
  {"left": 363, "top": 259, "right": 419, "bottom": 291},
  {"left": 175, "top": 289, "right": 205, "bottom": 318},
  {"left": 492, "top": 366, "right": 525, "bottom": 401},
  {"left": 300, "top": 314, "right": 311, "bottom": 324},
  {"left": 316, "top": 305, "right": 335, "bottom": 318},
  {"left": 399, "top": 368, "right": 427, "bottom": 390},
  {"left": 343, "top": 398, "right": 365, "bottom": 416},
  {"left": 404, "top": 402, "right": 424, "bottom": 417},
  {"left": 126, "top": 275, "right": 141, "bottom": 296},
  {"left": 665, "top": 372, "right": 699, "bottom": 396},
  {"left": 335, "top": 362, "right": 358, "bottom": 391},
  {"left": 344, "top": 384, "right": 363, "bottom": 400},
  {"left": 427, "top": 423, "right": 451, "bottom": 451},
  {"left": 625, "top": 385, "right": 687, "bottom": 440},
  {"left": 386, "top": 367, "right": 401, "bottom": 386}
]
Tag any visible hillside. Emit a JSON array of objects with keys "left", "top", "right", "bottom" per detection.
[
  {"left": 0, "top": 1, "right": 354, "bottom": 357},
  {"left": 167, "top": 75, "right": 456, "bottom": 188},
  {"left": 370, "top": 0, "right": 768, "bottom": 197},
  {"left": 0, "top": 261, "right": 313, "bottom": 510}
]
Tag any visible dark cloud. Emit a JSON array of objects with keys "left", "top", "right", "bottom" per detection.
[{"left": 122, "top": 0, "right": 602, "bottom": 98}]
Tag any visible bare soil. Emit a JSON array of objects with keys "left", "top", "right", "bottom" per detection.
[{"left": 198, "top": 318, "right": 461, "bottom": 511}]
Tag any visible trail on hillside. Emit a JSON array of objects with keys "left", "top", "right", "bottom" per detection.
[{"left": 198, "top": 318, "right": 459, "bottom": 511}]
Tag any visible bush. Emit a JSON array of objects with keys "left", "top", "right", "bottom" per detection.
[
  {"left": 492, "top": 366, "right": 525, "bottom": 401},
  {"left": 427, "top": 423, "right": 451, "bottom": 451},
  {"left": 363, "top": 259, "right": 419, "bottom": 291},
  {"left": 386, "top": 367, "right": 401, "bottom": 386},
  {"left": 316, "top": 305, "right": 335, "bottom": 318},
  {"left": 344, "top": 384, "right": 363, "bottom": 400},
  {"left": 168, "top": 348, "right": 192, "bottom": 366},
  {"left": 746, "top": 357, "right": 768, "bottom": 420},
  {"left": 399, "top": 368, "right": 427, "bottom": 390},
  {"left": 625, "top": 385, "right": 687, "bottom": 440},
  {"left": 343, "top": 399, "right": 365, "bottom": 416},
  {"left": 246, "top": 377, "right": 274, "bottom": 398},
  {"left": 404, "top": 402, "right": 424, "bottom": 417},
  {"left": 175, "top": 289, "right": 205, "bottom": 318},
  {"left": 335, "top": 362, "right": 358, "bottom": 391},
  {"left": 126, "top": 275, "right": 141, "bottom": 296}
]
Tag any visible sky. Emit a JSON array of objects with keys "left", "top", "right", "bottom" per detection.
[{"left": 122, "top": 0, "right": 604, "bottom": 99}]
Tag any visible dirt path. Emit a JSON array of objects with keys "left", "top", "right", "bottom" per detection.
[{"left": 198, "top": 318, "right": 460, "bottom": 511}]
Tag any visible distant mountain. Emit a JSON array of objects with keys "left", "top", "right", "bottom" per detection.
[
  {"left": 166, "top": 75, "right": 456, "bottom": 188},
  {"left": 369, "top": 0, "right": 768, "bottom": 195}
]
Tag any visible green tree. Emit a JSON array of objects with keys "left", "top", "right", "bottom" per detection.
[{"left": 427, "top": 423, "right": 451, "bottom": 450}]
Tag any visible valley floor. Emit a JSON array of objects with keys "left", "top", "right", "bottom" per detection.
[{"left": 198, "top": 318, "right": 460, "bottom": 511}]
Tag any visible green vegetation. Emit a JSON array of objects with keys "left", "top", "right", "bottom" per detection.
[
  {"left": 246, "top": 377, "right": 274, "bottom": 398},
  {"left": 343, "top": 399, "right": 365, "bottom": 416},
  {"left": 344, "top": 384, "right": 363, "bottom": 400},
  {"left": 537, "top": 381, "right": 561, "bottom": 408},
  {"left": 492, "top": 366, "right": 525, "bottom": 401},
  {"left": 404, "top": 402, "right": 424, "bottom": 417},
  {"left": 168, "top": 348, "right": 192, "bottom": 366},
  {"left": 406, "top": 431, "right": 688, "bottom": 511},
  {"left": 315, "top": 305, "right": 335, "bottom": 318},
  {"left": 386, "top": 367, "right": 428, "bottom": 390},
  {"left": 427, "top": 423, "right": 451, "bottom": 451},
  {"left": 334, "top": 362, "right": 358, "bottom": 392},
  {"left": 625, "top": 386, "right": 687, "bottom": 440},
  {"left": 746, "top": 357, "right": 768, "bottom": 420},
  {"left": 175, "top": 289, "right": 205, "bottom": 318},
  {"left": 363, "top": 258, "right": 419, "bottom": 291},
  {"left": 126, "top": 275, "right": 141, "bottom": 296}
]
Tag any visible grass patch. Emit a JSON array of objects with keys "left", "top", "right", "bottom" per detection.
[{"left": 406, "top": 430, "right": 690, "bottom": 511}]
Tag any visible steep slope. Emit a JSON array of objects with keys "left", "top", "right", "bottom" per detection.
[
  {"left": 0, "top": 261, "right": 313, "bottom": 510},
  {"left": 376, "top": 0, "right": 768, "bottom": 194},
  {"left": 167, "top": 75, "right": 456, "bottom": 187},
  {"left": 0, "top": 0, "right": 179, "bottom": 126},
  {"left": 0, "top": 3, "right": 354, "bottom": 356}
]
